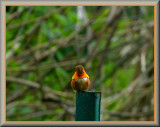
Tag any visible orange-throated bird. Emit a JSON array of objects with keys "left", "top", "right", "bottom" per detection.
[{"left": 71, "top": 65, "right": 90, "bottom": 92}]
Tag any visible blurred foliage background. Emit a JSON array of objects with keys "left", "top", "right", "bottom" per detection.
[{"left": 6, "top": 6, "right": 154, "bottom": 121}]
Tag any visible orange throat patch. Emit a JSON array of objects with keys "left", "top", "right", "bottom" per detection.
[{"left": 72, "top": 71, "right": 89, "bottom": 79}]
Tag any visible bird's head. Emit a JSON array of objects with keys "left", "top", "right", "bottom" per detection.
[{"left": 75, "top": 65, "right": 85, "bottom": 76}]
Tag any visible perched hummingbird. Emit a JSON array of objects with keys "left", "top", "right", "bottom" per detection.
[{"left": 71, "top": 65, "right": 90, "bottom": 92}]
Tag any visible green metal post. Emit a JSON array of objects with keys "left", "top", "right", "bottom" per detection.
[{"left": 75, "top": 91, "right": 101, "bottom": 121}]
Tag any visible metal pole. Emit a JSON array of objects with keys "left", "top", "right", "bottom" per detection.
[{"left": 75, "top": 91, "right": 101, "bottom": 121}]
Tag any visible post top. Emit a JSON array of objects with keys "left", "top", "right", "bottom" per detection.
[{"left": 77, "top": 91, "right": 101, "bottom": 93}]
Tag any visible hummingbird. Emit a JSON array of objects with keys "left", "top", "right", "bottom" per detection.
[{"left": 71, "top": 65, "right": 90, "bottom": 92}]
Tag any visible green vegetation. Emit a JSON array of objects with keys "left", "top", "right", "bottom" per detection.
[{"left": 6, "top": 6, "right": 154, "bottom": 121}]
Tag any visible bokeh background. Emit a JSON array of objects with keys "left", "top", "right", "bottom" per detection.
[{"left": 6, "top": 6, "right": 154, "bottom": 121}]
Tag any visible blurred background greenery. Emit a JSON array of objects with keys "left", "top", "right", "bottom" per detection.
[{"left": 6, "top": 6, "right": 154, "bottom": 121}]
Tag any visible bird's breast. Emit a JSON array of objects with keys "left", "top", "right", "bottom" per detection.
[
  {"left": 74, "top": 78, "right": 89, "bottom": 91},
  {"left": 75, "top": 78, "right": 88, "bottom": 84}
]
